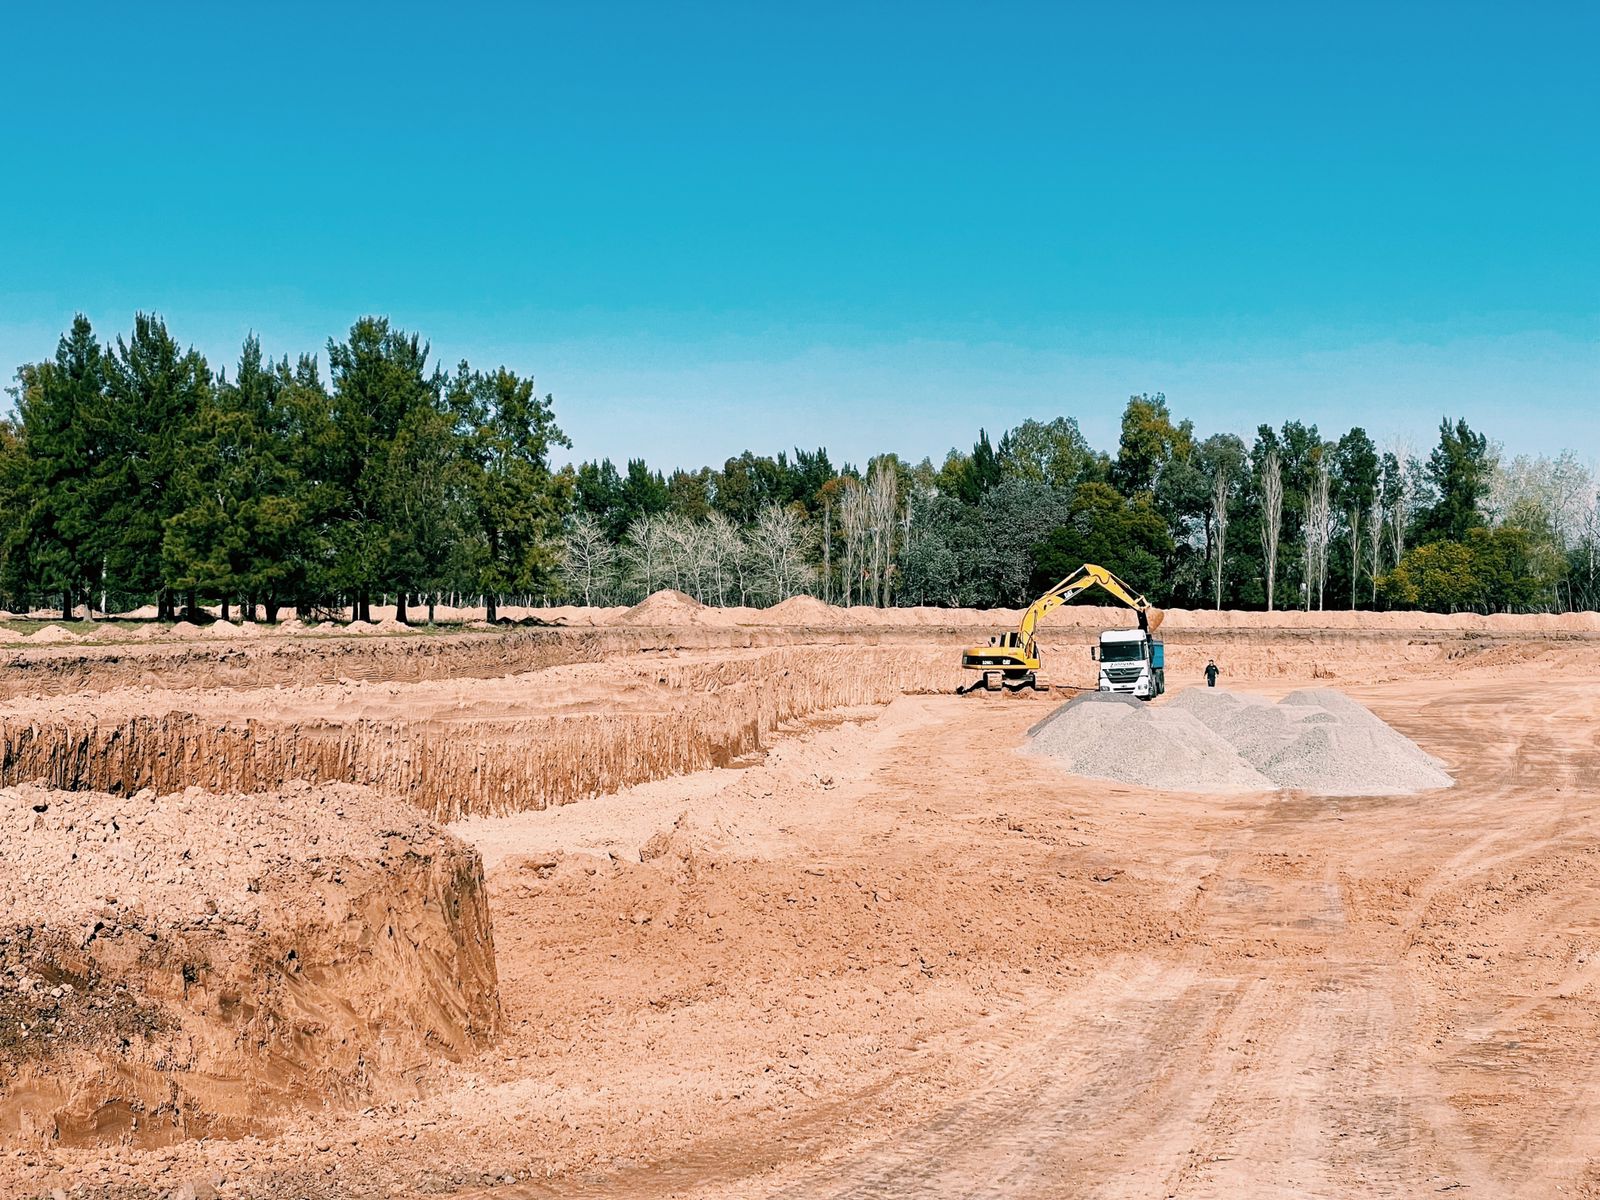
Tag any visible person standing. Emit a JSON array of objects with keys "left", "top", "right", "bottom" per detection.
[{"left": 1204, "top": 659, "right": 1221, "bottom": 688}]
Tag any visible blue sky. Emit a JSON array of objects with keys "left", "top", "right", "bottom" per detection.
[{"left": 2, "top": 1, "right": 1595, "bottom": 469}]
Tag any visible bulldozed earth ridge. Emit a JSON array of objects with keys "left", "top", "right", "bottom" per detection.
[{"left": 4, "top": 618, "right": 1598, "bottom": 699}]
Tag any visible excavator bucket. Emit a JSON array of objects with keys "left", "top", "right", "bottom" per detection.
[{"left": 1145, "top": 607, "right": 1165, "bottom": 632}]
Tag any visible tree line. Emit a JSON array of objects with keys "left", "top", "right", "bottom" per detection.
[
  {"left": 2, "top": 314, "right": 567, "bottom": 621},
  {"left": 564, "top": 397, "right": 1597, "bottom": 615},
  {"left": 3, "top": 314, "right": 1595, "bottom": 620}
]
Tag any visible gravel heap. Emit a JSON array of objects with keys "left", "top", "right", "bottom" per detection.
[{"left": 1026, "top": 687, "right": 1452, "bottom": 796}]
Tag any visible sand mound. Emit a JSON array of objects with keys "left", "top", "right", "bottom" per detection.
[
  {"left": 611, "top": 589, "right": 724, "bottom": 626},
  {"left": 25, "top": 625, "right": 82, "bottom": 645},
  {"left": 1029, "top": 686, "right": 1452, "bottom": 796},
  {"left": 203, "top": 620, "right": 244, "bottom": 639},
  {"left": 763, "top": 595, "right": 849, "bottom": 626}
]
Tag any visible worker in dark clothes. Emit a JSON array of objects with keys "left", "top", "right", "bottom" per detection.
[{"left": 1204, "top": 659, "right": 1221, "bottom": 688}]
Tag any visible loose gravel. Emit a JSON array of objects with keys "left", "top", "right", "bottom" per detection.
[{"left": 1027, "top": 687, "right": 1452, "bottom": 795}]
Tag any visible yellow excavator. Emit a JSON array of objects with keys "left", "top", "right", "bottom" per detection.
[{"left": 958, "top": 563, "right": 1165, "bottom": 696}]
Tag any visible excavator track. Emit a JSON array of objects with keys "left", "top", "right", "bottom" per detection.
[{"left": 956, "top": 672, "right": 1048, "bottom": 696}]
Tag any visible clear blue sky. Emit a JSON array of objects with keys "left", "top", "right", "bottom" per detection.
[{"left": 2, "top": 1, "right": 1595, "bottom": 469}]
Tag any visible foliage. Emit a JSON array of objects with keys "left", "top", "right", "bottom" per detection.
[
  {"left": 1030, "top": 482, "right": 1174, "bottom": 594},
  {"left": 1421, "top": 417, "right": 1493, "bottom": 543},
  {"left": 0, "top": 313, "right": 1588, "bottom": 618}
]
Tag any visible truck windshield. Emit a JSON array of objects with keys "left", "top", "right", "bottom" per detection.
[{"left": 1099, "top": 641, "right": 1145, "bottom": 662}]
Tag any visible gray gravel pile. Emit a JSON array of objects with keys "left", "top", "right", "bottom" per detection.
[
  {"left": 1025, "top": 693, "right": 1275, "bottom": 793},
  {"left": 1027, "top": 687, "right": 1452, "bottom": 796}
]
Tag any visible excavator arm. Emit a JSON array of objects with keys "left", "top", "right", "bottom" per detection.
[
  {"left": 959, "top": 562, "right": 1162, "bottom": 693},
  {"left": 1017, "top": 564, "right": 1158, "bottom": 645}
]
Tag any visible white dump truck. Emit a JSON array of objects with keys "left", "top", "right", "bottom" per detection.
[{"left": 1090, "top": 627, "right": 1166, "bottom": 699}]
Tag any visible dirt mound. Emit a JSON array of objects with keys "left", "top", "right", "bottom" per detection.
[
  {"left": 1030, "top": 686, "right": 1452, "bottom": 796},
  {"left": 611, "top": 590, "right": 726, "bottom": 626},
  {"left": 0, "top": 782, "right": 499, "bottom": 1147},
  {"left": 762, "top": 595, "right": 849, "bottom": 626},
  {"left": 25, "top": 625, "right": 82, "bottom": 645}
]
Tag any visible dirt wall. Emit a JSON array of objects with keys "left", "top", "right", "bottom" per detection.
[
  {"left": 0, "top": 784, "right": 499, "bottom": 1148},
  {"left": 0, "top": 648, "right": 961, "bottom": 821}
]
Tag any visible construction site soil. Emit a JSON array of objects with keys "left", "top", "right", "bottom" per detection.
[{"left": 2, "top": 599, "right": 1600, "bottom": 1198}]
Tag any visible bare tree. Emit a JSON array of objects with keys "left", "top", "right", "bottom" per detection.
[
  {"left": 1211, "top": 465, "right": 1230, "bottom": 610},
  {"left": 1310, "top": 453, "right": 1333, "bottom": 610},
  {"left": 661, "top": 513, "right": 698, "bottom": 596},
  {"left": 702, "top": 511, "right": 741, "bottom": 606},
  {"left": 866, "top": 461, "right": 899, "bottom": 607},
  {"left": 821, "top": 497, "right": 832, "bottom": 604},
  {"left": 1385, "top": 438, "right": 1415, "bottom": 573},
  {"left": 1366, "top": 494, "right": 1383, "bottom": 605},
  {"left": 1259, "top": 447, "right": 1283, "bottom": 612},
  {"left": 621, "top": 512, "right": 672, "bottom": 599},
  {"left": 838, "top": 479, "right": 869, "bottom": 607},
  {"left": 1388, "top": 463, "right": 1412, "bottom": 572},
  {"left": 748, "top": 504, "right": 812, "bottom": 602},
  {"left": 561, "top": 514, "right": 615, "bottom": 606}
]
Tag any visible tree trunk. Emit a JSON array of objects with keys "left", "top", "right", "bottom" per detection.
[
  {"left": 486, "top": 595, "right": 498, "bottom": 623},
  {"left": 62, "top": 589, "right": 72, "bottom": 622},
  {"left": 427, "top": 596, "right": 436, "bottom": 625},
  {"left": 221, "top": 598, "right": 230, "bottom": 622},
  {"left": 185, "top": 590, "right": 199, "bottom": 622},
  {"left": 395, "top": 592, "right": 408, "bottom": 625},
  {"left": 358, "top": 593, "right": 371, "bottom": 623},
  {"left": 265, "top": 601, "right": 280, "bottom": 624}
]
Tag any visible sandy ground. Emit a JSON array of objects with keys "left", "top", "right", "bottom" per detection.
[{"left": 2, "top": 627, "right": 1599, "bottom": 1197}]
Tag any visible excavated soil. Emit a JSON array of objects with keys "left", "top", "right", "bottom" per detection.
[
  {"left": 0, "top": 782, "right": 497, "bottom": 1151},
  {"left": 0, "top": 610, "right": 1598, "bottom": 1198}
]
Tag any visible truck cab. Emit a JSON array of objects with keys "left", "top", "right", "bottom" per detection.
[{"left": 1091, "top": 628, "right": 1165, "bottom": 699}]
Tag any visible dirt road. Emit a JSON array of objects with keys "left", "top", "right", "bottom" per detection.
[{"left": 447, "top": 676, "right": 1600, "bottom": 1200}]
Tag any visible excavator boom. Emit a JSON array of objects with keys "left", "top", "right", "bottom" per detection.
[{"left": 958, "top": 563, "right": 1163, "bottom": 694}]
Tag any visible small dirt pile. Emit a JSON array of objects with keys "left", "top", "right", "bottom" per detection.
[
  {"left": 1027, "top": 687, "right": 1452, "bottom": 795},
  {"left": 763, "top": 595, "right": 849, "bottom": 626},
  {"left": 0, "top": 782, "right": 499, "bottom": 1147},
  {"left": 611, "top": 589, "right": 726, "bottom": 626},
  {"left": 25, "top": 626, "right": 82, "bottom": 645}
]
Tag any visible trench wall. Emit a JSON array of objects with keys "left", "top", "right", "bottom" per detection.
[
  {"left": 3, "top": 630, "right": 1593, "bottom": 820},
  {"left": 0, "top": 647, "right": 962, "bottom": 821}
]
